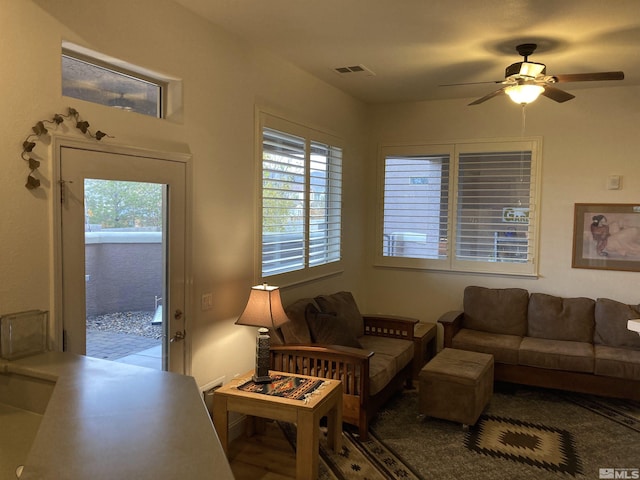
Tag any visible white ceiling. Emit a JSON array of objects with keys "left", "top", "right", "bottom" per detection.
[{"left": 174, "top": 0, "right": 640, "bottom": 104}]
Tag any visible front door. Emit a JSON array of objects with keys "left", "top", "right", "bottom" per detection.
[{"left": 55, "top": 141, "right": 189, "bottom": 374}]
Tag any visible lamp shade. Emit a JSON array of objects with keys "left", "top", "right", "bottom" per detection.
[
  {"left": 235, "top": 284, "right": 290, "bottom": 330},
  {"left": 505, "top": 84, "right": 544, "bottom": 105}
]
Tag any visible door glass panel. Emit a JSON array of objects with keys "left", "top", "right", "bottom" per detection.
[{"left": 83, "top": 179, "right": 167, "bottom": 370}]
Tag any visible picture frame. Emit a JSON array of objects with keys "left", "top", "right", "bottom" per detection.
[{"left": 572, "top": 203, "right": 640, "bottom": 271}]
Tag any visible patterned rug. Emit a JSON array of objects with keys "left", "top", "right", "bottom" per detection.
[
  {"left": 279, "top": 387, "right": 639, "bottom": 479},
  {"left": 465, "top": 415, "right": 581, "bottom": 476},
  {"left": 368, "top": 386, "right": 640, "bottom": 480},
  {"left": 561, "top": 392, "right": 640, "bottom": 433},
  {"left": 279, "top": 422, "right": 421, "bottom": 480}
]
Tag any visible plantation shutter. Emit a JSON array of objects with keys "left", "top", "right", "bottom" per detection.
[
  {"left": 309, "top": 141, "right": 342, "bottom": 266},
  {"left": 262, "top": 128, "right": 306, "bottom": 276},
  {"left": 455, "top": 150, "right": 534, "bottom": 265},
  {"left": 261, "top": 121, "right": 343, "bottom": 279},
  {"left": 382, "top": 154, "right": 450, "bottom": 260}
]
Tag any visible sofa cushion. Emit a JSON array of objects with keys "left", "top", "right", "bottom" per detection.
[
  {"left": 594, "top": 345, "right": 640, "bottom": 381},
  {"left": 451, "top": 328, "right": 521, "bottom": 365},
  {"left": 594, "top": 298, "right": 640, "bottom": 349},
  {"left": 518, "top": 337, "right": 594, "bottom": 373},
  {"left": 281, "top": 298, "right": 314, "bottom": 344},
  {"left": 463, "top": 286, "right": 529, "bottom": 336},
  {"left": 527, "top": 293, "right": 595, "bottom": 342},
  {"left": 307, "top": 312, "right": 362, "bottom": 348},
  {"left": 315, "top": 291, "right": 364, "bottom": 338},
  {"left": 368, "top": 353, "right": 397, "bottom": 396},
  {"left": 358, "top": 336, "right": 414, "bottom": 372}
]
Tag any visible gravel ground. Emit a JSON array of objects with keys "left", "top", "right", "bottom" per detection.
[{"left": 86, "top": 311, "right": 163, "bottom": 339}]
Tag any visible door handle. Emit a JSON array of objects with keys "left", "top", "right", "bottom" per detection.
[{"left": 170, "top": 330, "right": 185, "bottom": 343}]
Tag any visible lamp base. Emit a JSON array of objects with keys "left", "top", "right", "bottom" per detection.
[
  {"left": 253, "top": 327, "right": 272, "bottom": 384},
  {"left": 252, "top": 374, "right": 272, "bottom": 384}
]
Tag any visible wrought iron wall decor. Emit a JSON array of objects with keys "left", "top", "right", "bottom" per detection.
[{"left": 21, "top": 107, "right": 112, "bottom": 189}]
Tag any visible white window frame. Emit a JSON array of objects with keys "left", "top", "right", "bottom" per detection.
[
  {"left": 61, "top": 41, "right": 183, "bottom": 122},
  {"left": 257, "top": 110, "right": 343, "bottom": 285},
  {"left": 376, "top": 138, "right": 542, "bottom": 277}
]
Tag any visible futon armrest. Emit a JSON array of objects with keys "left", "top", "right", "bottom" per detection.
[
  {"left": 269, "top": 344, "right": 373, "bottom": 397},
  {"left": 437, "top": 310, "right": 464, "bottom": 348},
  {"left": 363, "top": 314, "right": 418, "bottom": 340},
  {"left": 270, "top": 344, "right": 373, "bottom": 360}
]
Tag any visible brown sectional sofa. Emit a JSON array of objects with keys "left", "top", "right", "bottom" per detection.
[
  {"left": 439, "top": 286, "right": 640, "bottom": 401},
  {"left": 268, "top": 291, "right": 418, "bottom": 439}
]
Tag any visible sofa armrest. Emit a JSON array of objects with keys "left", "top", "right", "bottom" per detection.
[
  {"left": 270, "top": 344, "right": 373, "bottom": 398},
  {"left": 363, "top": 314, "right": 418, "bottom": 341},
  {"left": 438, "top": 310, "right": 464, "bottom": 348}
]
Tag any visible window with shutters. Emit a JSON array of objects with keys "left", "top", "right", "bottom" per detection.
[
  {"left": 260, "top": 113, "right": 343, "bottom": 282},
  {"left": 377, "top": 139, "right": 541, "bottom": 276}
]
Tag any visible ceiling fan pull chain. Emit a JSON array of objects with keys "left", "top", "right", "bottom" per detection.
[{"left": 521, "top": 104, "right": 527, "bottom": 137}]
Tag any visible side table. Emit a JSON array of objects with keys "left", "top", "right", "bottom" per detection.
[
  {"left": 413, "top": 322, "right": 437, "bottom": 379},
  {"left": 212, "top": 370, "right": 343, "bottom": 480}
]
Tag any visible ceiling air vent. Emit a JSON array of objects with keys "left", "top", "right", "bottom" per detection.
[{"left": 333, "top": 64, "right": 376, "bottom": 76}]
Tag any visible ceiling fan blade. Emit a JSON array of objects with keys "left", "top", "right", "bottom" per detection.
[
  {"left": 552, "top": 71, "right": 624, "bottom": 83},
  {"left": 468, "top": 88, "right": 505, "bottom": 106},
  {"left": 542, "top": 86, "right": 575, "bottom": 103},
  {"left": 440, "top": 80, "right": 503, "bottom": 87}
]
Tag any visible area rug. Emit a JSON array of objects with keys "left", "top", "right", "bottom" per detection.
[
  {"left": 367, "top": 386, "right": 640, "bottom": 480},
  {"left": 279, "top": 422, "right": 422, "bottom": 480},
  {"left": 561, "top": 392, "right": 640, "bottom": 433},
  {"left": 465, "top": 415, "right": 581, "bottom": 476}
]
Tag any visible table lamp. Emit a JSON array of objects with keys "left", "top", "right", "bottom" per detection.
[{"left": 235, "top": 284, "right": 290, "bottom": 383}]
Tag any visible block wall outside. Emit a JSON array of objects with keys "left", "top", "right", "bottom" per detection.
[{"left": 85, "top": 234, "right": 162, "bottom": 316}]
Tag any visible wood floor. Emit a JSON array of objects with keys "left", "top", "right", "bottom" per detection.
[{"left": 228, "top": 421, "right": 300, "bottom": 480}]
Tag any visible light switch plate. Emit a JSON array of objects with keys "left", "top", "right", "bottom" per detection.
[
  {"left": 607, "top": 175, "right": 621, "bottom": 190},
  {"left": 201, "top": 293, "right": 213, "bottom": 310}
]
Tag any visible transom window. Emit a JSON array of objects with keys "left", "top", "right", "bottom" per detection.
[
  {"left": 260, "top": 114, "right": 343, "bottom": 282},
  {"left": 378, "top": 139, "right": 541, "bottom": 276},
  {"left": 62, "top": 43, "right": 166, "bottom": 118}
]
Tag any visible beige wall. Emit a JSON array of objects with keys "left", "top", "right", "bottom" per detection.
[
  {"left": 0, "top": 0, "right": 367, "bottom": 387},
  {"left": 363, "top": 86, "right": 640, "bottom": 325}
]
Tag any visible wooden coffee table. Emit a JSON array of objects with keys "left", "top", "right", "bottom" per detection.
[{"left": 212, "top": 370, "right": 343, "bottom": 480}]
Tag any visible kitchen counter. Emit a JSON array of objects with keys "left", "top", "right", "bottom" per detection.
[{"left": 1, "top": 352, "right": 233, "bottom": 480}]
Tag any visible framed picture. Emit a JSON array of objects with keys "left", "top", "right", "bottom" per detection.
[{"left": 572, "top": 203, "right": 640, "bottom": 271}]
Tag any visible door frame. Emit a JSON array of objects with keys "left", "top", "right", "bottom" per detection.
[{"left": 51, "top": 135, "right": 193, "bottom": 375}]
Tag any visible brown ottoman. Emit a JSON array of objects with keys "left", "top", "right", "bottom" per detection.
[{"left": 419, "top": 348, "right": 494, "bottom": 426}]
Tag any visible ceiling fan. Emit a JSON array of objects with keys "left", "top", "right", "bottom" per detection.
[{"left": 445, "top": 43, "right": 624, "bottom": 106}]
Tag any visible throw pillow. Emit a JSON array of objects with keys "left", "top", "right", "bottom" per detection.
[
  {"left": 306, "top": 312, "right": 362, "bottom": 348},
  {"left": 315, "top": 291, "right": 364, "bottom": 338},
  {"left": 281, "top": 298, "right": 315, "bottom": 344}
]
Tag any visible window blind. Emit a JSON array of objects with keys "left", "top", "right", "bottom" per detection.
[
  {"left": 309, "top": 141, "right": 342, "bottom": 267},
  {"left": 378, "top": 140, "right": 540, "bottom": 276},
  {"left": 382, "top": 155, "right": 449, "bottom": 259},
  {"left": 456, "top": 151, "right": 533, "bottom": 264},
  {"left": 262, "top": 128, "right": 306, "bottom": 276},
  {"left": 261, "top": 125, "right": 343, "bottom": 278}
]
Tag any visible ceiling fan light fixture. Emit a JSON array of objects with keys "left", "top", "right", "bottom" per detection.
[{"left": 505, "top": 84, "right": 544, "bottom": 104}]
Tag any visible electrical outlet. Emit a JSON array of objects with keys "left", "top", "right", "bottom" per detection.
[{"left": 201, "top": 293, "right": 213, "bottom": 310}]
